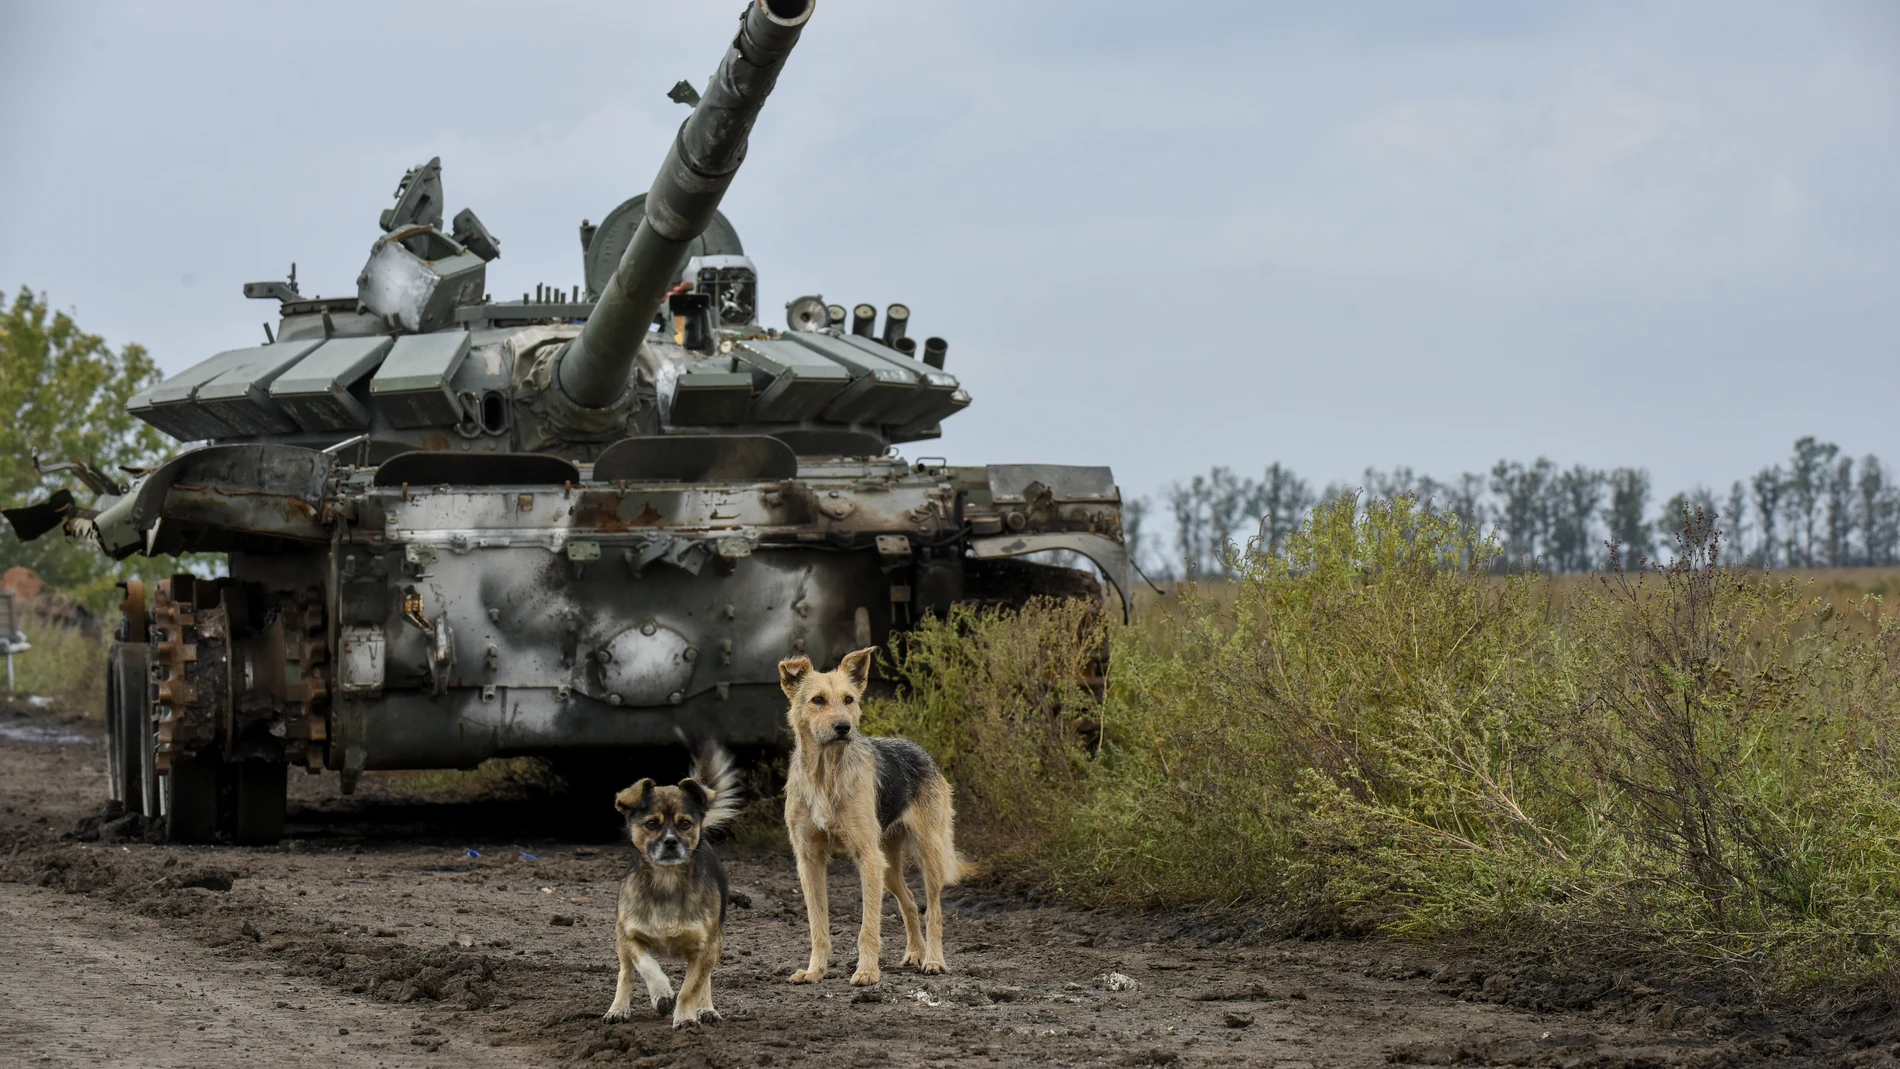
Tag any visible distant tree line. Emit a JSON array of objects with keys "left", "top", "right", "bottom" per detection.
[{"left": 1125, "top": 437, "right": 1900, "bottom": 579}]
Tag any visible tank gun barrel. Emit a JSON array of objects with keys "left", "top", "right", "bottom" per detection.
[{"left": 558, "top": 0, "right": 815, "bottom": 407}]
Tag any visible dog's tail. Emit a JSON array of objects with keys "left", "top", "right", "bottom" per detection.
[
  {"left": 942, "top": 849, "right": 975, "bottom": 886},
  {"left": 684, "top": 736, "right": 745, "bottom": 832}
]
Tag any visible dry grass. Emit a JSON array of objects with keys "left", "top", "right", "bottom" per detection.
[
  {"left": 7, "top": 619, "right": 107, "bottom": 716},
  {"left": 870, "top": 500, "right": 1900, "bottom": 1006}
]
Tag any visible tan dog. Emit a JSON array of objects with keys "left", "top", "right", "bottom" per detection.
[
  {"left": 603, "top": 744, "right": 742, "bottom": 1027},
  {"left": 779, "top": 648, "right": 962, "bottom": 986}
]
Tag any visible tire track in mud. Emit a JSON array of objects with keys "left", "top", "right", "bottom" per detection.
[
  {"left": 0, "top": 881, "right": 519, "bottom": 1069},
  {"left": 1, "top": 712, "right": 1888, "bottom": 1068}
]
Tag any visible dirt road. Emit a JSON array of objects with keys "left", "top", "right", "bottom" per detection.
[{"left": 0, "top": 705, "right": 1880, "bottom": 1068}]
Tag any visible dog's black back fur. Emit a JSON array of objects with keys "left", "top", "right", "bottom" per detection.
[{"left": 870, "top": 736, "right": 936, "bottom": 830}]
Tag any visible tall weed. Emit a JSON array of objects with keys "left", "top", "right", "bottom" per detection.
[
  {"left": 1560, "top": 510, "right": 1900, "bottom": 994},
  {"left": 865, "top": 597, "right": 1105, "bottom": 849},
  {"left": 871, "top": 495, "right": 1900, "bottom": 1002}
]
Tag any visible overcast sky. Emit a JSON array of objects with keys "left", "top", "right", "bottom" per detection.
[{"left": 3, "top": 1, "right": 1895, "bottom": 508}]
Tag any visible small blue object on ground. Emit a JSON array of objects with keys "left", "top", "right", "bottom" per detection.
[
  {"left": 520, "top": 852, "right": 540, "bottom": 861},
  {"left": 466, "top": 848, "right": 482, "bottom": 858}
]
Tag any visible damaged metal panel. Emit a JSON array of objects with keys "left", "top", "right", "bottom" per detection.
[
  {"left": 337, "top": 625, "right": 386, "bottom": 697},
  {"left": 121, "top": 444, "right": 336, "bottom": 556},
  {"left": 828, "top": 334, "right": 957, "bottom": 426},
  {"left": 370, "top": 331, "right": 472, "bottom": 427},
  {"left": 669, "top": 372, "right": 756, "bottom": 425},
  {"left": 988, "top": 465, "right": 1120, "bottom": 504},
  {"left": 126, "top": 346, "right": 273, "bottom": 441},
  {"left": 889, "top": 388, "right": 971, "bottom": 440},
  {"left": 1, "top": 489, "right": 76, "bottom": 543},
  {"left": 783, "top": 332, "right": 921, "bottom": 425},
  {"left": 341, "top": 544, "right": 882, "bottom": 767},
  {"left": 970, "top": 531, "right": 1132, "bottom": 620},
  {"left": 192, "top": 341, "right": 325, "bottom": 435},
  {"left": 731, "top": 338, "right": 852, "bottom": 421},
  {"left": 270, "top": 336, "right": 393, "bottom": 431}
]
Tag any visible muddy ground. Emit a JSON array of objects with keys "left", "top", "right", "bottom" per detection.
[{"left": 2, "top": 704, "right": 1893, "bottom": 1069}]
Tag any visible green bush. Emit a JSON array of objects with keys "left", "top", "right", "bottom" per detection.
[
  {"left": 870, "top": 495, "right": 1900, "bottom": 1003},
  {"left": 865, "top": 596, "right": 1106, "bottom": 850}
]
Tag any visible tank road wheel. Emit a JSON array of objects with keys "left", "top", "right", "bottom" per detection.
[
  {"left": 148, "top": 576, "right": 226, "bottom": 843},
  {"left": 137, "top": 680, "right": 161, "bottom": 820},
  {"left": 105, "top": 642, "right": 124, "bottom": 802},
  {"left": 109, "top": 581, "right": 152, "bottom": 815},
  {"left": 231, "top": 760, "right": 287, "bottom": 845},
  {"left": 105, "top": 642, "right": 150, "bottom": 810},
  {"left": 163, "top": 753, "right": 221, "bottom": 844},
  {"left": 137, "top": 577, "right": 306, "bottom": 845}
]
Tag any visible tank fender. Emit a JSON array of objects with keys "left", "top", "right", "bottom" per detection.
[
  {"left": 99, "top": 444, "right": 335, "bottom": 558},
  {"left": 969, "top": 532, "right": 1132, "bottom": 622}
]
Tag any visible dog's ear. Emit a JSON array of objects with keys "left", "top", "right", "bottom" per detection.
[
  {"left": 838, "top": 646, "right": 876, "bottom": 690},
  {"left": 614, "top": 779, "right": 656, "bottom": 815},
  {"left": 778, "top": 656, "right": 812, "bottom": 698},
  {"left": 677, "top": 777, "right": 712, "bottom": 814}
]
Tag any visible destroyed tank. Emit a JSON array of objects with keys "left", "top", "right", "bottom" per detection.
[{"left": 8, "top": 0, "right": 1130, "bottom": 844}]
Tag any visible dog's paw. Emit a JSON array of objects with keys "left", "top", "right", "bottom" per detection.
[
  {"left": 919, "top": 959, "right": 946, "bottom": 975},
  {"left": 849, "top": 966, "right": 881, "bottom": 987},
  {"left": 652, "top": 994, "right": 676, "bottom": 1018},
  {"left": 602, "top": 1004, "right": 634, "bottom": 1022},
  {"left": 790, "top": 967, "right": 824, "bottom": 984},
  {"left": 902, "top": 947, "right": 925, "bottom": 968},
  {"left": 672, "top": 1005, "right": 721, "bottom": 1029}
]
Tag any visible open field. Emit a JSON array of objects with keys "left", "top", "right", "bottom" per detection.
[
  {"left": 6, "top": 700, "right": 1880, "bottom": 1068},
  {"left": 875, "top": 506, "right": 1900, "bottom": 1017},
  {"left": 6, "top": 528, "right": 1900, "bottom": 1065}
]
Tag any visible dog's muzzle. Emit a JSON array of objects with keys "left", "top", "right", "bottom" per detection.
[
  {"left": 648, "top": 835, "right": 689, "bottom": 866},
  {"left": 828, "top": 721, "right": 853, "bottom": 742}
]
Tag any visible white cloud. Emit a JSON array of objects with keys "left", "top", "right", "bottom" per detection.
[
  {"left": 1347, "top": 98, "right": 1504, "bottom": 176},
  {"left": 1533, "top": 83, "right": 1686, "bottom": 198}
]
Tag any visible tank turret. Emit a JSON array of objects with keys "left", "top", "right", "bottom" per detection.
[{"left": 557, "top": 0, "right": 813, "bottom": 409}]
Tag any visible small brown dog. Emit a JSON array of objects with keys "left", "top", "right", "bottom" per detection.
[
  {"left": 603, "top": 743, "right": 743, "bottom": 1027},
  {"left": 779, "top": 647, "right": 962, "bottom": 986}
]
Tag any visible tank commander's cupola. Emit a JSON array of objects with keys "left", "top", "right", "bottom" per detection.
[{"left": 353, "top": 157, "right": 501, "bottom": 334}]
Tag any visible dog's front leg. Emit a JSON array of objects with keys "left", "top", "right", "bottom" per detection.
[
  {"left": 790, "top": 832, "right": 830, "bottom": 983},
  {"left": 850, "top": 842, "right": 886, "bottom": 986},
  {"left": 630, "top": 936, "right": 675, "bottom": 1017},
  {"left": 604, "top": 929, "right": 639, "bottom": 1021},
  {"left": 673, "top": 931, "right": 722, "bottom": 1028}
]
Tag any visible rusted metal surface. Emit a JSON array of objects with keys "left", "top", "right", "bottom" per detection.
[
  {"left": 66, "top": 441, "right": 1127, "bottom": 782},
  {"left": 150, "top": 580, "right": 203, "bottom": 774}
]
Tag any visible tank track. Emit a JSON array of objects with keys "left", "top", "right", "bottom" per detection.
[{"left": 109, "top": 576, "right": 331, "bottom": 844}]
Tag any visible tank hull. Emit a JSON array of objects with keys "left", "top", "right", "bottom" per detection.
[{"left": 98, "top": 451, "right": 1123, "bottom": 841}]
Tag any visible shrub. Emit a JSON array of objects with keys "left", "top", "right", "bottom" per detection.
[
  {"left": 873, "top": 495, "right": 1900, "bottom": 1003},
  {"left": 865, "top": 597, "right": 1105, "bottom": 851},
  {"left": 1558, "top": 510, "right": 1900, "bottom": 995}
]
